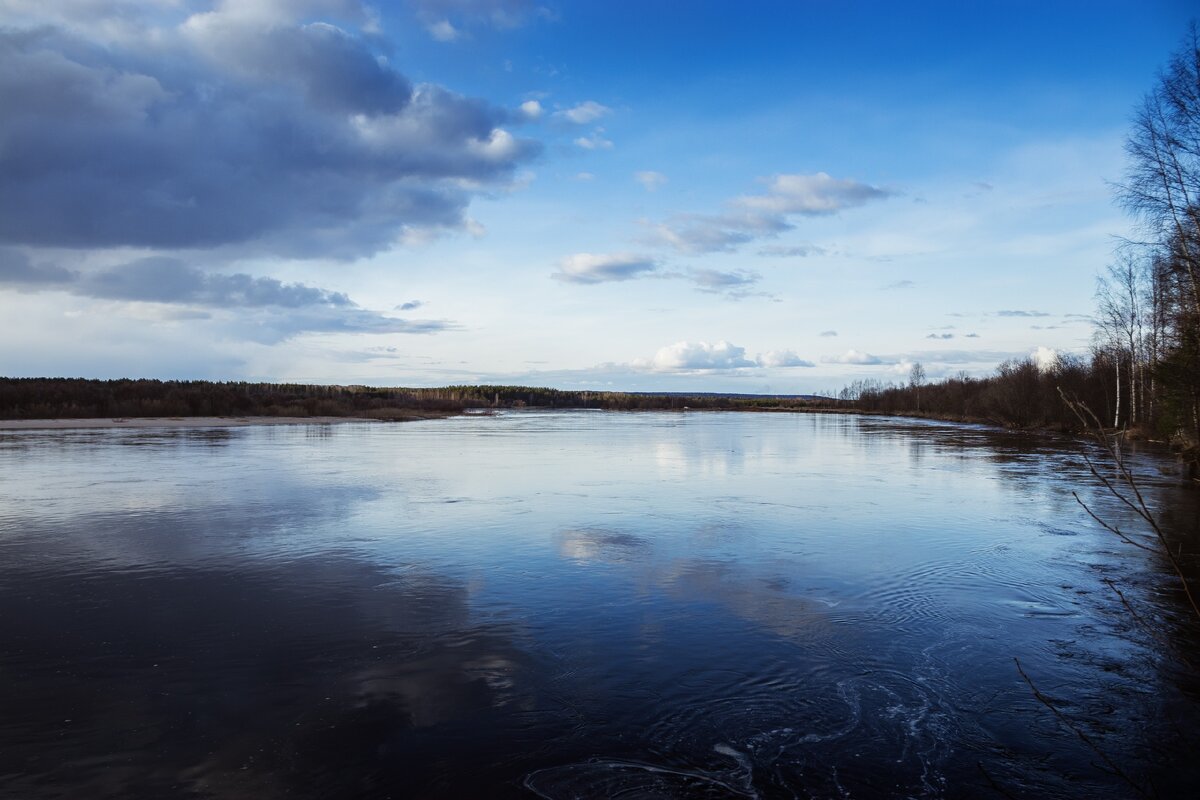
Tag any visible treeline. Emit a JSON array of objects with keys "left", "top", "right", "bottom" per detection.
[
  {"left": 835, "top": 355, "right": 1116, "bottom": 432},
  {"left": 0, "top": 378, "right": 824, "bottom": 420},
  {"left": 0, "top": 379, "right": 463, "bottom": 420}
]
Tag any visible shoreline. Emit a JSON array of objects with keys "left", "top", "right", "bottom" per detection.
[{"left": 0, "top": 414, "right": 456, "bottom": 430}]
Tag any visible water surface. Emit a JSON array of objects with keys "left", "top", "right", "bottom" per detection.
[{"left": 1, "top": 411, "right": 1198, "bottom": 798}]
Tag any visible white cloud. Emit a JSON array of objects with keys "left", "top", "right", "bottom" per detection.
[
  {"left": 1032, "top": 346, "right": 1058, "bottom": 370},
  {"left": 647, "top": 173, "right": 890, "bottom": 255},
  {"left": 636, "top": 340, "right": 757, "bottom": 372},
  {"left": 734, "top": 172, "right": 891, "bottom": 215},
  {"left": 635, "top": 171, "right": 668, "bottom": 191},
  {"left": 518, "top": 99, "right": 543, "bottom": 120},
  {"left": 574, "top": 171, "right": 595, "bottom": 181},
  {"left": 553, "top": 252, "right": 656, "bottom": 283},
  {"left": 555, "top": 100, "right": 611, "bottom": 124},
  {"left": 574, "top": 130, "right": 613, "bottom": 150},
  {"left": 823, "top": 349, "right": 887, "bottom": 365},
  {"left": 758, "top": 350, "right": 815, "bottom": 368},
  {"left": 427, "top": 19, "right": 460, "bottom": 41}
]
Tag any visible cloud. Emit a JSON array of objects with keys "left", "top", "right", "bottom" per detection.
[
  {"left": 883, "top": 280, "right": 915, "bottom": 290},
  {"left": 574, "top": 172, "right": 595, "bottom": 181},
  {"left": 410, "top": 0, "right": 547, "bottom": 33},
  {"left": 823, "top": 350, "right": 888, "bottom": 365},
  {"left": 993, "top": 309, "right": 1051, "bottom": 317},
  {"left": 518, "top": 99, "right": 543, "bottom": 120},
  {"left": 0, "top": 5, "right": 540, "bottom": 258},
  {"left": 0, "top": 253, "right": 449, "bottom": 341},
  {"left": 818, "top": 330, "right": 838, "bottom": 337},
  {"left": 757, "top": 244, "right": 826, "bottom": 258},
  {"left": 426, "top": 19, "right": 461, "bottom": 41},
  {"left": 733, "top": 173, "right": 892, "bottom": 216},
  {"left": 644, "top": 211, "right": 790, "bottom": 254},
  {"left": 926, "top": 333, "right": 954, "bottom": 340},
  {"left": 396, "top": 300, "right": 424, "bottom": 311},
  {"left": 555, "top": 100, "right": 611, "bottom": 125},
  {"left": 635, "top": 171, "right": 668, "bottom": 191},
  {"left": 0, "top": 248, "right": 74, "bottom": 284},
  {"left": 648, "top": 173, "right": 890, "bottom": 255},
  {"left": 964, "top": 332, "right": 980, "bottom": 338},
  {"left": 1032, "top": 346, "right": 1058, "bottom": 370},
  {"left": 574, "top": 130, "right": 613, "bottom": 150},
  {"left": 553, "top": 253, "right": 657, "bottom": 284},
  {"left": 636, "top": 340, "right": 758, "bottom": 372},
  {"left": 758, "top": 350, "right": 815, "bottom": 368},
  {"left": 686, "top": 268, "right": 759, "bottom": 291}
]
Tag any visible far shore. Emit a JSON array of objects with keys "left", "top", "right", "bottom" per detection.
[{"left": 0, "top": 413, "right": 457, "bottom": 430}]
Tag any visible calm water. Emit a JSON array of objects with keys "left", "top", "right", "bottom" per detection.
[{"left": 2, "top": 411, "right": 1199, "bottom": 799}]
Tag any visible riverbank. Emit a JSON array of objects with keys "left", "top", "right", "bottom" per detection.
[{"left": 0, "top": 410, "right": 457, "bottom": 430}]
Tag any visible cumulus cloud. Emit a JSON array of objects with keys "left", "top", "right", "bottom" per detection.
[
  {"left": 553, "top": 253, "right": 657, "bottom": 284},
  {"left": 555, "top": 100, "right": 611, "bottom": 125},
  {"left": 518, "top": 99, "right": 543, "bottom": 120},
  {"left": 0, "top": 4, "right": 540, "bottom": 258},
  {"left": 635, "top": 171, "right": 668, "bottom": 191},
  {"left": 647, "top": 173, "right": 890, "bottom": 255},
  {"left": 1032, "top": 346, "right": 1059, "bottom": 370},
  {"left": 758, "top": 350, "right": 815, "bottom": 368},
  {"left": 636, "top": 340, "right": 758, "bottom": 372},
  {"left": 823, "top": 350, "right": 888, "bottom": 365}
]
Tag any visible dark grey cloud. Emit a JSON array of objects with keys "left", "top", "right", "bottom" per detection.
[
  {"left": 0, "top": 252, "right": 449, "bottom": 340},
  {"left": 0, "top": 248, "right": 74, "bottom": 284},
  {"left": 0, "top": 7, "right": 539, "bottom": 257},
  {"left": 993, "top": 309, "right": 1050, "bottom": 317}
]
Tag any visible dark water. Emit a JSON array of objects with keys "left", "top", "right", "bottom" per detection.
[{"left": 2, "top": 411, "right": 1199, "bottom": 799}]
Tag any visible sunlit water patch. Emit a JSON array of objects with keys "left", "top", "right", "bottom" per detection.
[{"left": 1, "top": 411, "right": 1198, "bottom": 798}]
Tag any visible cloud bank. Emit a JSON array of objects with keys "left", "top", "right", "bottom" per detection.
[{"left": 0, "top": 1, "right": 539, "bottom": 259}]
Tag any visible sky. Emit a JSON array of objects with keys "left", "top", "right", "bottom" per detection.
[{"left": 0, "top": 0, "right": 1196, "bottom": 393}]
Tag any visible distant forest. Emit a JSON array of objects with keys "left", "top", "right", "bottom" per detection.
[{"left": 0, "top": 378, "right": 822, "bottom": 421}]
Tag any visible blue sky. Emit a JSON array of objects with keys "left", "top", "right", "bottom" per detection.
[{"left": 0, "top": 0, "right": 1195, "bottom": 391}]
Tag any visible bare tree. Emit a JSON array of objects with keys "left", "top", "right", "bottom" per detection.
[{"left": 908, "top": 362, "right": 926, "bottom": 412}]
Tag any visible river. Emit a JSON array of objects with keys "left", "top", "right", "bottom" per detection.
[{"left": 1, "top": 411, "right": 1197, "bottom": 798}]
